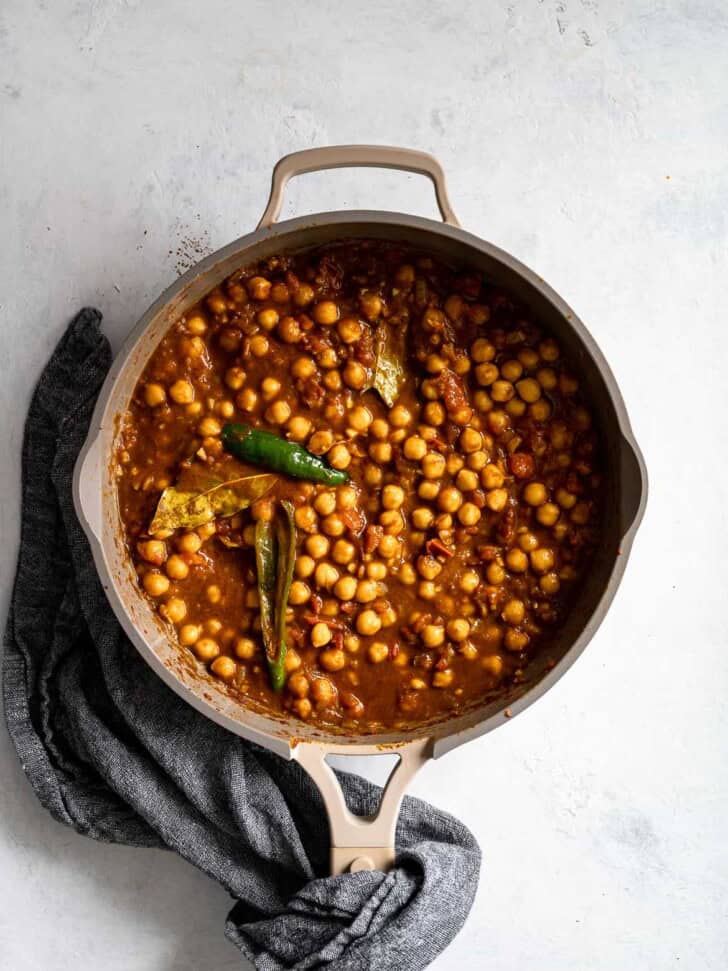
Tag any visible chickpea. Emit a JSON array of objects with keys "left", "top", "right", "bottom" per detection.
[
  {"left": 501, "top": 359, "right": 524, "bottom": 382},
  {"left": 366, "top": 561, "right": 388, "bottom": 580},
  {"left": 418, "top": 580, "right": 437, "bottom": 600},
  {"left": 365, "top": 465, "right": 383, "bottom": 487},
  {"left": 337, "top": 359, "right": 364, "bottom": 390},
  {"left": 207, "top": 585, "right": 223, "bottom": 605},
  {"left": 486, "top": 562, "right": 505, "bottom": 585},
  {"left": 308, "top": 429, "right": 334, "bottom": 455},
  {"left": 294, "top": 556, "right": 316, "bottom": 581},
  {"left": 502, "top": 599, "right": 526, "bottom": 625},
  {"left": 389, "top": 404, "right": 412, "bottom": 428},
  {"left": 432, "top": 669, "right": 454, "bottom": 688},
  {"left": 236, "top": 388, "right": 258, "bottom": 412},
  {"left": 296, "top": 532, "right": 329, "bottom": 560},
  {"left": 506, "top": 548, "right": 529, "bottom": 573},
  {"left": 332, "top": 539, "right": 356, "bottom": 565},
  {"left": 539, "top": 339, "right": 560, "bottom": 362},
  {"left": 180, "top": 336, "right": 206, "bottom": 359},
  {"left": 571, "top": 502, "right": 590, "bottom": 525},
  {"left": 194, "top": 638, "right": 220, "bottom": 661},
  {"left": 369, "top": 441, "right": 392, "bottom": 464},
  {"left": 411, "top": 507, "right": 434, "bottom": 530},
  {"left": 530, "top": 400, "right": 552, "bottom": 421},
  {"left": 334, "top": 575, "right": 357, "bottom": 600},
  {"left": 425, "top": 353, "right": 447, "bottom": 375},
  {"left": 143, "top": 572, "right": 170, "bottom": 598},
  {"left": 481, "top": 464, "right": 504, "bottom": 490},
  {"left": 458, "top": 502, "right": 481, "bottom": 526},
  {"left": 292, "top": 282, "right": 314, "bottom": 307},
  {"left": 416, "top": 403, "right": 442, "bottom": 433},
  {"left": 144, "top": 383, "right": 166, "bottom": 407},
  {"left": 348, "top": 405, "right": 373, "bottom": 433},
  {"left": 312, "top": 300, "right": 338, "bottom": 325},
  {"left": 537, "top": 502, "right": 560, "bottom": 527},
  {"left": 524, "top": 482, "right": 548, "bottom": 507},
  {"left": 344, "top": 634, "right": 361, "bottom": 653},
  {"left": 514, "top": 377, "right": 540, "bottom": 404},
  {"left": 395, "top": 263, "right": 415, "bottom": 286},
  {"left": 417, "top": 555, "right": 442, "bottom": 581},
  {"left": 276, "top": 315, "right": 301, "bottom": 344},
  {"left": 491, "top": 380, "right": 514, "bottom": 403},
  {"left": 234, "top": 637, "right": 256, "bottom": 660},
  {"left": 447, "top": 618, "right": 470, "bottom": 642},
  {"left": 246, "top": 276, "right": 271, "bottom": 300},
  {"left": 368, "top": 641, "right": 389, "bottom": 664},
  {"left": 359, "top": 291, "right": 382, "bottom": 321},
  {"left": 354, "top": 579, "right": 377, "bottom": 603},
  {"left": 287, "top": 415, "right": 312, "bottom": 442},
  {"left": 320, "top": 648, "right": 346, "bottom": 671},
  {"left": 437, "top": 486, "right": 462, "bottom": 513},
  {"left": 138, "top": 539, "right": 167, "bottom": 565},
  {"left": 379, "top": 485, "right": 403, "bottom": 511},
  {"left": 179, "top": 624, "right": 201, "bottom": 646},
  {"left": 295, "top": 506, "right": 318, "bottom": 533},
  {"left": 210, "top": 656, "right": 236, "bottom": 681},
  {"left": 185, "top": 314, "right": 207, "bottom": 335},
  {"left": 458, "top": 427, "right": 482, "bottom": 454},
  {"left": 357, "top": 609, "right": 382, "bottom": 636},
  {"left": 475, "top": 363, "right": 499, "bottom": 387},
  {"left": 311, "top": 622, "right": 332, "bottom": 648},
  {"left": 322, "top": 513, "right": 345, "bottom": 537},
  {"left": 418, "top": 480, "right": 440, "bottom": 501},
  {"left": 444, "top": 293, "right": 465, "bottom": 319},
  {"left": 530, "top": 547, "right": 555, "bottom": 573},
  {"left": 378, "top": 534, "right": 400, "bottom": 559},
  {"left": 249, "top": 334, "right": 269, "bottom": 357},
  {"left": 504, "top": 629, "right": 530, "bottom": 652},
  {"left": 485, "top": 488, "right": 508, "bottom": 512},
  {"left": 284, "top": 648, "right": 302, "bottom": 672},
  {"left": 168, "top": 379, "right": 194, "bottom": 405},
  {"left": 292, "top": 698, "right": 312, "bottom": 719},
  {"left": 265, "top": 400, "right": 291, "bottom": 425},
  {"left": 333, "top": 316, "right": 360, "bottom": 344},
  {"left": 422, "top": 452, "right": 446, "bottom": 479},
  {"left": 399, "top": 563, "right": 416, "bottom": 585},
  {"left": 318, "top": 348, "right": 339, "bottom": 370},
  {"left": 260, "top": 377, "right": 281, "bottom": 401},
  {"left": 540, "top": 572, "right": 561, "bottom": 595},
  {"left": 311, "top": 677, "right": 336, "bottom": 706},
  {"left": 403, "top": 435, "right": 427, "bottom": 461},
  {"left": 159, "top": 597, "right": 187, "bottom": 624},
  {"left": 288, "top": 672, "right": 310, "bottom": 698},
  {"left": 337, "top": 485, "right": 357, "bottom": 509},
  {"left": 506, "top": 398, "right": 527, "bottom": 418},
  {"left": 460, "top": 571, "right": 480, "bottom": 594},
  {"left": 459, "top": 641, "right": 478, "bottom": 661},
  {"left": 556, "top": 488, "right": 577, "bottom": 510},
  {"left": 315, "top": 562, "right": 339, "bottom": 589},
  {"left": 471, "top": 338, "right": 496, "bottom": 363},
  {"left": 260, "top": 280, "right": 284, "bottom": 303},
  {"left": 291, "top": 356, "right": 316, "bottom": 381},
  {"left": 289, "top": 581, "right": 311, "bottom": 606},
  {"left": 328, "top": 443, "right": 351, "bottom": 470}
]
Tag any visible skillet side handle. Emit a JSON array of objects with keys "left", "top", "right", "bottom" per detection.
[
  {"left": 257, "top": 145, "right": 461, "bottom": 230},
  {"left": 619, "top": 433, "right": 648, "bottom": 543},
  {"left": 73, "top": 433, "right": 104, "bottom": 544},
  {"left": 294, "top": 738, "right": 432, "bottom": 875}
]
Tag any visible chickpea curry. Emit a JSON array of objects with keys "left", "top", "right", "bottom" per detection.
[{"left": 117, "top": 241, "right": 601, "bottom": 733}]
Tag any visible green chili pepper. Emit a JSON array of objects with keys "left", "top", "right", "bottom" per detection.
[
  {"left": 255, "top": 501, "right": 296, "bottom": 692},
  {"left": 221, "top": 423, "right": 349, "bottom": 485}
]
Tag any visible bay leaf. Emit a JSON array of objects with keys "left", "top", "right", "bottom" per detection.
[
  {"left": 371, "top": 323, "right": 407, "bottom": 407},
  {"left": 149, "top": 471, "right": 277, "bottom": 534}
]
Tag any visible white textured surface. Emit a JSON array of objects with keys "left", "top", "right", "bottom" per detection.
[{"left": 1, "top": 1, "right": 727, "bottom": 968}]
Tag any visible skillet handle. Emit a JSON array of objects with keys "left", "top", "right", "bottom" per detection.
[
  {"left": 293, "top": 737, "right": 432, "bottom": 875},
  {"left": 257, "top": 145, "right": 461, "bottom": 229}
]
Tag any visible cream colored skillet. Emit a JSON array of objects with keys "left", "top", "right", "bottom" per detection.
[{"left": 73, "top": 145, "right": 647, "bottom": 875}]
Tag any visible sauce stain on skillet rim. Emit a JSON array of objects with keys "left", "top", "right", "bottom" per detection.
[{"left": 73, "top": 211, "right": 647, "bottom": 759}]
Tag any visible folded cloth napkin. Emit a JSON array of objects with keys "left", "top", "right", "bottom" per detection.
[{"left": 4, "top": 309, "right": 481, "bottom": 970}]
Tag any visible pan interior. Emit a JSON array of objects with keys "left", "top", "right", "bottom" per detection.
[{"left": 92, "top": 214, "right": 640, "bottom": 754}]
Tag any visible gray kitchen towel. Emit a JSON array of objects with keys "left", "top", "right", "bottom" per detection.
[{"left": 4, "top": 309, "right": 481, "bottom": 970}]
